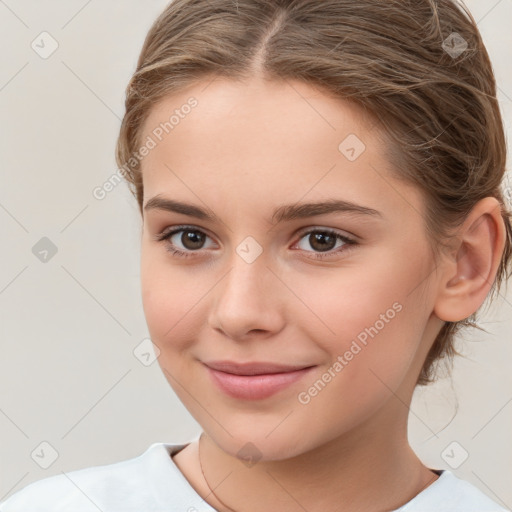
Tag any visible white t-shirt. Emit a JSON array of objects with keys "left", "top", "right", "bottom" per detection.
[{"left": 0, "top": 437, "right": 509, "bottom": 512}]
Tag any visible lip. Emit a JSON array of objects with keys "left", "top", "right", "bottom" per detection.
[
  {"left": 203, "top": 361, "right": 316, "bottom": 400},
  {"left": 203, "top": 360, "right": 313, "bottom": 375}
]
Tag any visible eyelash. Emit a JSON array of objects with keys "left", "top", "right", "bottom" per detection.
[{"left": 154, "top": 224, "right": 358, "bottom": 261}]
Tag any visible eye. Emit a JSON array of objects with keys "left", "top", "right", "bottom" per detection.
[
  {"left": 293, "top": 228, "right": 357, "bottom": 260},
  {"left": 154, "top": 225, "right": 215, "bottom": 258},
  {"left": 154, "top": 225, "right": 357, "bottom": 261}
]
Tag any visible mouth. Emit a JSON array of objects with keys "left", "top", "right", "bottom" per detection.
[
  {"left": 203, "top": 360, "right": 316, "bottom": 400},
  {"left": 203, "top": 360, "right": 314, "bottom": 375}
]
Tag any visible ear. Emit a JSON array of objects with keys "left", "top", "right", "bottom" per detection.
[{"left": 433, "top": 197, "right": 506, "bottom": 322}]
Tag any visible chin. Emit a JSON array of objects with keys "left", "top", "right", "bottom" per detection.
[{"left": 205, "top": 424, "right": 311, "bottom": 463}]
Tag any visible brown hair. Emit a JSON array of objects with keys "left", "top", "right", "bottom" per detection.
[{"left": 115, "top": 0, "right": 512, "bottom": 386}]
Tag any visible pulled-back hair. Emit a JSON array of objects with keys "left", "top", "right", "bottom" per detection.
[{"left": 115, "top": 0, "right": 512, "bottom": 385}]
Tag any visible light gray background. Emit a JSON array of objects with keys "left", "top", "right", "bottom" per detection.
[{"left": 1, "top": 0, "right": 511, "bottom": 507}]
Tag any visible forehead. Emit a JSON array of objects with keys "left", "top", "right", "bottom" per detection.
[
  {"left": 141, "top": 77, "right": 372, "bottom": 156},
  {"left": 139, "top": 77, "right": 424, "bottom": 224}
]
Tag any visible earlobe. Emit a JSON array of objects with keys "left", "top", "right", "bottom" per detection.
[{"left": 433, "top": 197, "right": 506, "bottom": 323}]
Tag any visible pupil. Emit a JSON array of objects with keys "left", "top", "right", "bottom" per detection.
[
  {"left": 310, "top": 232, "right": 335, "bottom": 252},
  {"left": 183, "top": 230, "right": 204, "bottom": 250}
]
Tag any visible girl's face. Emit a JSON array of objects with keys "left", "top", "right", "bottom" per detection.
[{"left": 139, "top": 77, "right": 445, "bottom": 459}]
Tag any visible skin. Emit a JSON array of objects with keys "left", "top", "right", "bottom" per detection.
[{"left": 138, "top": 76, "right": 505, "bottom": 512}]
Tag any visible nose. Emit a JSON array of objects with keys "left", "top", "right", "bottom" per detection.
[{"left": 208, "top": 249, "right": 285, "bottom": 341}]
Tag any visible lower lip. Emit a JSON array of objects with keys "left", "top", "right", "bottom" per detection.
[{"left": 205, "top": 365, "right": 315, "bottom": 400}]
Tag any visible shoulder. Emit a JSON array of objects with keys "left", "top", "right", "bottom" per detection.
[
  {"left": 0, "top": 442, "right": 186, "bottom": 512},
  {"left": 398, "top": 469, "right": 510, "bottom": 512}
]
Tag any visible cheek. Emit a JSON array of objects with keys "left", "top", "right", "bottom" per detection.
[
  {"left": 140, "top": 248, "right": 200, "bottom": 349},
  {"left": 294, "top": 284, "right": 421, "bottom": 441},
  {"left": 297, "top": 261, "right": 426, "bottom": 388}
]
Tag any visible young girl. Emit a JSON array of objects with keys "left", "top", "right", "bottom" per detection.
[{"left": 2, "top": 0, "right": 511, "bottom": 510}]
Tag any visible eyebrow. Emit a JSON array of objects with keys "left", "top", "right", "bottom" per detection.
[{"left": 143, "top": 195, "right": 383, "bottom": 224}]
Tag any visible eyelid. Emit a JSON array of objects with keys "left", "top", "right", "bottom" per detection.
[
  {"left": 153, "top": 224, "right": 217, "bottom": 243},
  {"left": 294, "top": 225, "right": 357, "bottom": 241}
]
